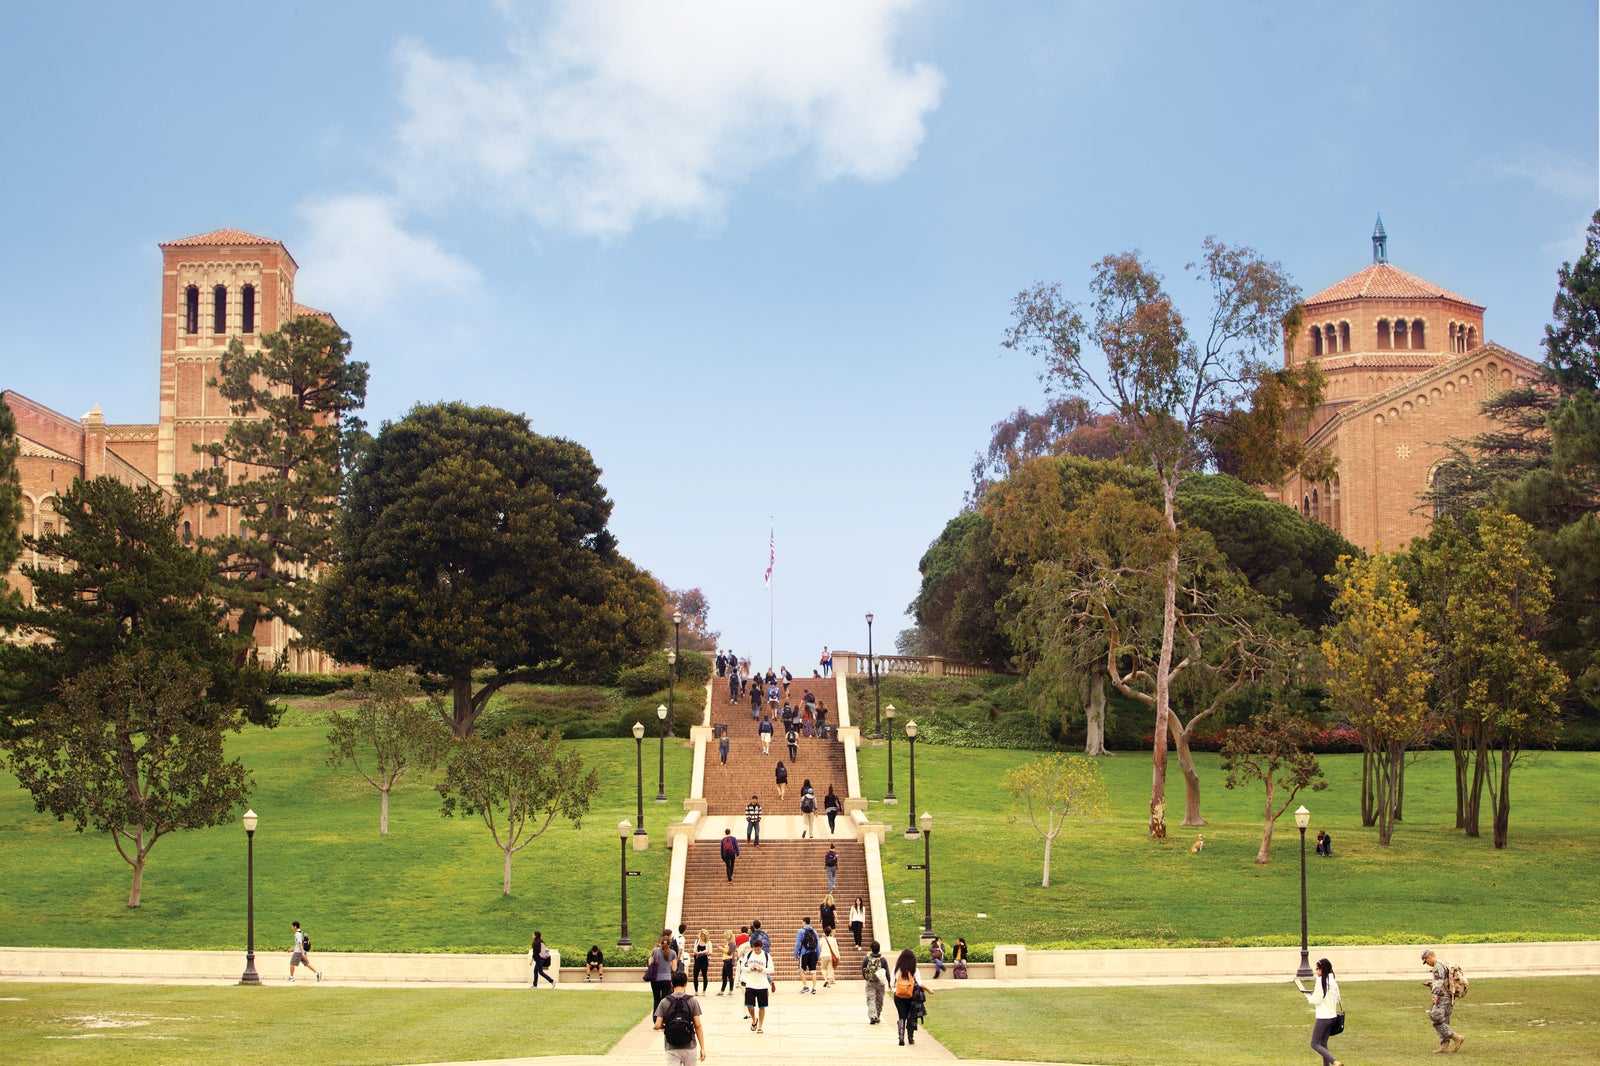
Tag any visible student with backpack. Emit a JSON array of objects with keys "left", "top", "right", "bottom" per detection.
[
  {"left": 800, "top": 789, "right": 817, "bottom": 839},
  {"left": 653, "top": 970, "right": 706, "bottom": 1064},
  {"left": 793, "top": 917, "right": 822, "bottom": 993},
  {"left": 890, "top": 947, "right": 930, "bottom": 1045},
  {"left": 287, "top": 920, "right": 321, "bottom": 983},
  {"left": 739, "top": 935, "right": 776, "bottom": 1033},
  {"left": 774, "top": 760, "right": 789, "bottom": 799},
  {"left": 720, "top": 828, "right": 740, "bottom": 882},
  {"left": 823, "top": 843, "right": 838, "bottom": 892},
  {"left": 529, "top": 930, "right": 554, "bottom": 987},
  {"left": 861, "top": 940, "right": 890, "bottom": 1024}
]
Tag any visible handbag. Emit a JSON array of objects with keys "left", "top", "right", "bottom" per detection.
[{"left": 1328, "top": 1010, "right": 1346, "bottom": 1037}]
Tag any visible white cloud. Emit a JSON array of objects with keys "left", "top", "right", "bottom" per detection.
[
  {"left": 389, "top": 0, "right": 944, "bottom": 237},
  {"left": 1486, "top": 147, "right": 1596, "bottom": 203},
  {"left": 294, "top": 194, "right": 482, "bottom": 315}
]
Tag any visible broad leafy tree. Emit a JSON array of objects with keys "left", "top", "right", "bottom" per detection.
[
  {"left": 437, "top": 724, "right": 600, "bottom": 895},
  {"left": 174, "top": 316, "right": 369, "bottom": 657},
  {"left": 1321, "top": 553, "right": 1431, "bottom": 846},
  {"left": 1220, "top": 705, "right": 1328, "bottom": 864},
  {"left": 325, "top": 669, "right": 453, "bottom": 836},
  {"left": 0, "top": 477, "right": 271, "bottom": 735},
  {"left": 311, "top": 402, "right": 667, "bottom": 737},
  {"left": 4, "top": 648, "right": 253, "bottom": 907},
  {"left": 1003, "top": 240, "right": 1323, "bottom": 836},
  {"left": 969, "top": 396, "right": 1133, "bottom": 501},
  {"left": 1000, "top": 752, "right": 1109, "bottom": 887},
  {"left": 659, "top": 584, "right": 719, "bottom": 651}
]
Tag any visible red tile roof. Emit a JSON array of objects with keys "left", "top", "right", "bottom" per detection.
[
  {"left": 1305, "top": 263, "right": 1482, "bottom": 308},
  {"left": 293, "top": 303, "right": 336, "bottom": 323},
  {"left": 160, "top": 228, "right": 281, "bottom": 248}
]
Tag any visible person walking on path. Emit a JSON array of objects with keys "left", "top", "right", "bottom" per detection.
[
  {"left": 801, "top": 789, "right": 818, "bottom": 839},
  {"left": 824, "top": 786, "right": 841, "bottom": 834},
  {"left": 824, "top": 843, "right": 838, "bottom": 893},
  {"left": 529, "top": 930, "right": 554, "bottom": 987},
  {"left": 758, "top": 715, "right": 773, "bottom": 754},
  {"left": 849, "top": 897, "right": 867, "bottom": 948},
  {"left": 816, "top": 703, "right": 829, "bottom": 739},
  {"left": 793, "top": 917, "right": 822, "bottom": 993},
  {"left": 653, "top": 970, "right": 707, "bottom": 1065},
  {"left": 718, "top": 929, "right": 738, "bottom": 996},
  {"left": 786, "top": 726, "right": 800, "bottom": 762},
  {"left": 745, "top": 796, "right": 763, "bottom": 847},
  {"left": 818, "top": 893, "right": 837, "bottom": 935},
  {"left": 727, "top": 671, "right": 739, "bottom": 705},
  {"left": 739, "top": 936, "right": 775, "bottom": 1033},
  {"left": 721, "top": 828, "right": 741, "bottom": 881},
  {"left": 1422, "top": 949, "right": 1466, "bottom": 1054},
  {"left": 647, "top": 932, "right": 675, "bottom": 1011},
  {"left": 718, "top": 727, "right": 730, "bottom": 766},
  {"left": 692, "top": 929, "right": 712, "bottom": 994},
  {"left": 748, "top": 919, "right": 771, "bottom": 955},
  {"left": 862, "top": 940, "right": 890, "bottom": 1023},
  {"left": 774, "top": 760, "right": 788, "bottom": 799},
  {"left": 1296, "top": 956, "right": 1343, "bottom": 1066},
  {"left": 890, "top": 947, "right": 929, "bottom": 1045},
  {"left": 287, "top": 921, "right": 321, "bottom": 983},
  {"left": 819, "top": 924, "right": 842, "bottom": 988}
]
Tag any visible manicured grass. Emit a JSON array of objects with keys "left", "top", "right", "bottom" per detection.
[
  {"left": 855, "top": 741, "right": 1600, "bottom": 956},
  {"left": 0, "top": 982, "right": 643, "bottom": 1066},
  {"left": 924, "top": 976, "right": 1600, "bottom": 1065},
  {"left": 2, "top": 699, "right": 1598, "bottom": 961}
]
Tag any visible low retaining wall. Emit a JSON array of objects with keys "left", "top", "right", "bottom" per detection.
[{"left": 989, "top": 941, "right": 1600, "bottom": 984}]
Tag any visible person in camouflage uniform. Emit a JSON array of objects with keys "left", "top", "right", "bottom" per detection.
[
  {"left": 1421, "top": 949, "right": 1465, "bottom": 1054},
  {"left": 861, "top": 939, "right": 891, "bottom": 1025}
]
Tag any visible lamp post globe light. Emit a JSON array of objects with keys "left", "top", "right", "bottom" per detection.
[
  {"left": 632, "top": 721, "right": 648, "bottom": 848},
  {"left": 884, "top": 704, "right": 898, "bottom": 804},
  {"left": 904, "top": 720, "right": 920, "bottom": 839},
  {"left": 866, "top": 612, "right": 881, "bottom": 739},
  {"left": 1294, "top": 804, "right": 1313, "bottom": 979},
  {"left": 239, "top": 809, "right": 260, "bottom": 985},
  {"left": 919, "top": 811, "right": 935, "bottom": 942},
  {"left": 666, "top": 649, "right": 678, "bottom": 739},
  {"left": 617, "top": 820, "right": 633, "bottom": 949},
  {"left": 655, "top": 704, "right": 669, "bottom": 804}
]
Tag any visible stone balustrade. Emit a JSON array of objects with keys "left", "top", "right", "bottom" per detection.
[{"left": 832, "top": 651, "right": 996, "bottom": 680}]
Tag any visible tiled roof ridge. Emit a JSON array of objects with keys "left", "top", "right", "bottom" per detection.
[
  {"left": 17, "top": 436, "right": 76, "bottom": 462},
  {"left": 161, "top": 228, "right": 281, "bottom": 248},
  {"left": 1305, "top": 262, "right": 1482, "bottom": 308},
  {"left": 292, "top": 303, "right": 336, "bottom": 322}
]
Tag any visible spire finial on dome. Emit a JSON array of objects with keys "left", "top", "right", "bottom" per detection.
[{"left": 1372, "top": 215, "right": 1388, "bottom": 264}]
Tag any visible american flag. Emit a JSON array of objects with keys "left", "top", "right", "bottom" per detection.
[{"left": 764, "top": 528, "right": 774, "bottom": 588}]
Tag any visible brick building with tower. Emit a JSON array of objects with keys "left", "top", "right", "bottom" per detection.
[
  {"left": 3, "top": 228, "right": 336, "bottom": 670},
  {"left": 1265, "top": 219, "right": 1543, "bottom": 554}
]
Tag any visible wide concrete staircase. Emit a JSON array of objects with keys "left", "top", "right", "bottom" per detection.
[{"left": 680, "top": 676, "right": 879, "bottom": 981}]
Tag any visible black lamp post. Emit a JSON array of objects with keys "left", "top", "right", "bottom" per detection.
[
  {"left": 884, "top": 703, "right": 897, "bottom": 804},
  {"left": 1295, "top": 804, "right": 1313, "bottom": 979},
  {"left": 919, "top": 811, "right": 934, "bottom": 942},
  {"left": 632, "top": 721, "right": 648, "bottom": 846},
  {"left": 904, "top": 720, "right": 920, "bottom": 839},
  {"left": 618, "top": 820, "right": 633, "bottom": 949},
  {"left": 668, "top": 609, "right": 681, "bottom": 737},
  {"left": 239, "top": 809, "right": 260, "bottom": 985},
  {"left": 867, "top": 612, "right": 881, "bottom": 739},
  {"left": 655, "top": 703, "right": 669, "bottom": 803}
]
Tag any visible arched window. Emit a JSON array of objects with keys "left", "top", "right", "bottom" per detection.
[
  {"left": 1412, "top": 319, "right": 1425, "bottom": 349},
  {"left": 1302, "top": 494, "right": 1311, "bottom": 517},
  {"left": 1394, "top": 319, "right": 1409, "bottom": 350},
  {"left": 1323, "top": 324, "right": 1337, "bottom": 354},
  {"left": 1339, "top": 321, "right": 1351, "bottom": 352},
  {"left": 182, "top": 520, "right": 192, "bottom": 541},
  {"left": 1466, "top": 326, "right": 1478, "bottom": 348},
  {"left": 185, "top": 285, "right": 200, "bottom": 334},
  {"left": 1312, "top": 327, "right": 1323, "bottom": 357},
  {"left": 1377, "top": 319, "right": 1391, "bottom": 350},
  {"left": 213, "top": 285, "right": 227, "bottom": 334},
  {"left": 1311, "top": 488, "right": 1320, "bottom": 523},
  {"left": 242, "top": 284, "right": 256, "bottom": 333}
]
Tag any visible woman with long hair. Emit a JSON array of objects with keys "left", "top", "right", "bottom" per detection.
[
  {"left": 529, "top": 930, "right": 553, "bottom": 987},
  {"left": 890, "top": 947, "right": 929, "bottom": 1045},
  {"left": 718, "top": 929, "right": 738, "bottom": 996},
  {"left": 692, "top": 929, "right": 712, "bottom": 993},
  {"left": 647, "top": 931, "right": 675, "bottom": 1010},
  {"left": 849, "top": 896, "right": 867, "bottom": 947},
  {"left": 1297, "top": 957, "right": 1343, "bottom": 1066}
]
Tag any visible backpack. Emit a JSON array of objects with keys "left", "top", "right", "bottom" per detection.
[
  {"left": 661, "top": 994, "right": 697, "bottom": 1048},
  {"left": 300, "top": 932, "right": 311, "bottom": 953},
  {"left": 800, "top": 926, "right": 818, "bottom": 954},
  {"left": 1447, "top": 964, "right": 1469, "bottom": 998},
  {"left": 801, "top": 794, "right": 815, "bottom": 813},
  {"left": 721, "top": 835, "right": 736, "bottom": 858},
  {"left": 895, "top": 970, "right": 915, "bottom": 998}
]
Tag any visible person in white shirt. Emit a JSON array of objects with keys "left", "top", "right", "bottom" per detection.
[
  {"left": 1295, "top": 957, "right": 1342, "bottom": 1066},
  {"left": 739, "top": 940, "right": 776, "bottom": 1033}
]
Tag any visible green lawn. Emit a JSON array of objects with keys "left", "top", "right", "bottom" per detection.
[
  {"left": 924, "top": 977, "right": 1600, "bottom": 1065},
  {"left": 1, "top": 701, "right": 1598, "bottom": 961},
  {"left": 0, "top": 982, "right": 643, "bottom": 1066}
]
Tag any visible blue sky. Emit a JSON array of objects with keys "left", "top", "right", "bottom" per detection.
[{"left": 2, "top": 1, "right": 1595, "bottom": 671}]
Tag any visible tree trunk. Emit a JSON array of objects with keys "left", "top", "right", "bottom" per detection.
[
  {"left": 1393, "top": 756, "right": 1405, "bottom": 822},
  {"left": 1466, "top": 730, "right": 1490, "bottom": 837},
  {"left": 1493, "top": 747, "right": 1513, "bottom": 850},
  {"left": 1360, "top": 748, "right": 1377, "bottom": 826},
  {"left": 1084, "top": 674, "right": 1111, "bottom": 757},
  {"left": 128, "top": 853, "right": 146, "bottom": 908},
  {"left": 1171, "top": 722, "right": 1206, "bottom": 826},
  {"left": 1256, "top": 778, "right": 1276, "bottom": 865},
  {"left": 1041, "top": 833, "right": 1054, "bottom": 888},
  {"left": 1452, "top": 726, "right": 1469, "bottom": 829},
  {"left": 380, "top": 786, "right": 390, "bottom": 836},
  {"left": 1150, "top": 492, "right": 1180, "bottom": 840},
  {"left": 451, "top": 674, "right": 475, "bottom": 739},
  {"left": 502, "top": 846, "right": 514, "bottom": 895},
  {"left": 1375, "top": 743, "right": 1403, "bottom": 846}
]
